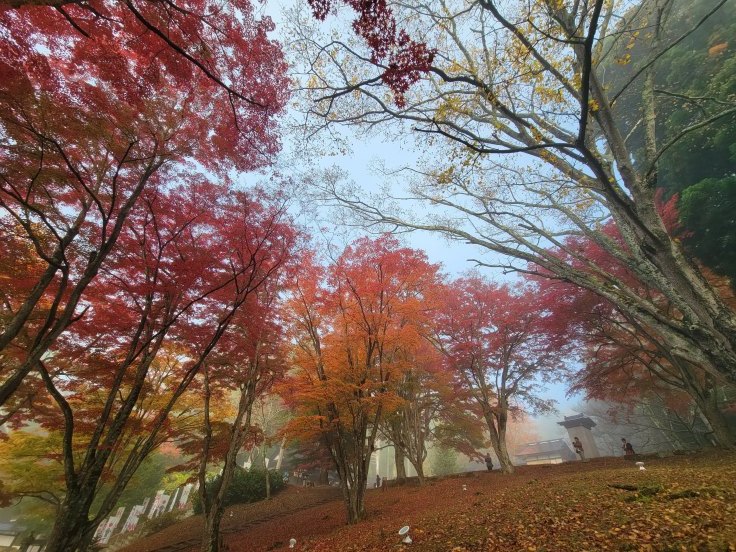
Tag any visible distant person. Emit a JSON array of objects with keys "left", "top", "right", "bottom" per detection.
[
  {"left": 484, "top": 453, "right": 494, "bottom": 471},
  {"left": 375, "top": 474, "right": 381, "bottom": 488},
  {"left": 622, "top": 438, "right": 635, "bottom": 456},
  {"left": 573, "top": 437, "right": 585, "bottom": 461}
]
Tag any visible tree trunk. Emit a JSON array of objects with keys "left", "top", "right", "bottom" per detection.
[
  {"left": 45, "top": 491, "right": 99, "bottom": 552},
  {"left": 200, "top": 376, "right": 257, "bottom": 552},
  {"left": 413, "top": 457, "right": 425, "bottom": 485},
  {"left": 201, "top": 507, "right": 225, "bottom": 552},
  {"left": 332, "top": 439, "right": 369, "bottom": 524},
  {"left": 484, "top": 411, "right": 514, "bottom": 474},
  {"left": 394, "top": 447, "right": 407, "bottom": 482},
  {"left": 667, "top": 355, "right": 736, "bottom": 450},
  {"left": 495, "top": 434, "right": 515, "bottom": 473},
  {"left": 200, "top": 452, "right": 238, "bottom": 552},
  {"left": 275, "top": 436, "right": 287, "bottom": 470},
  {"left": 319, "top": 468, "right": 329, "bottom": 485},
  {"left": 693, "top": 394, "right": 735, "bottom": 449},
  {"left": 404, "top": 448, "right": 427, "bottom": 485},
  {"left": 345, "top": 480, "right": 366, "bottom": 524},
  {"left": 261, "top": 442, "right": 271, "bottom": 499}
]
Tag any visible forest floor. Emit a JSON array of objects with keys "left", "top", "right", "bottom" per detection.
[{"left": 119, "top": 451, "right": 736, "bottom": 552}]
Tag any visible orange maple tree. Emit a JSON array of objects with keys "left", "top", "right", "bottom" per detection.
[{"left": 280, "top": 236, "right": 441, "bottom": 523}]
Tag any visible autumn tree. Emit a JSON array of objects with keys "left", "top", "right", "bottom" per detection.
[
  {"left": 524, "top": 205, "right": 735, "bottom": 448},
  {"left": 1, "top": 0, "right": 283, "bottom": 114},
  {"left": 22, "top": 185, "right": 297, "bottom": 552},
  {"left": 538, "top": 262, "right": 736, "bottom": 448},
  {"left": 0, "top": 429, "right": 175, "bottom": 537},
  {"left": 0, "top": 0, "right": 287, "bottom": 411},
  {"left": 432, "top": 275, "right": 570, "bottom": 473},
  {"left": 290, "top": 0, "right": 736, "bottom": 389},
  {"left": 380, "top": 340, "right": 484, "bottom": 484},
  {"left": 0, "top": 429, "right": 65, "bottom": 527},
  {"left": 281, "top": 237, "right": 440, "bottom": 523},
  {"left": 194, "top": 272, "right": 295, "bottom": 552}
]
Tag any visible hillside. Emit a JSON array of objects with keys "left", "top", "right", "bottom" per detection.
[{"left": 120, "top": 452, "right": 736, "bottom": 551}]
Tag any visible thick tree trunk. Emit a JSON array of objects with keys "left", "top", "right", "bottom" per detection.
[
  {"left": 335, "top": 459, "right": 367, "bottom": 524},
  {"left": 413, "top": 457, "right": 425, "bottom": 484},
  {"left": 45, "top": 491, "right": 98, "bottom": 552},
  {"left": 345, "top": 481, "right": 366, "bottom": 524},
  {"left": 332, "top": 433, "right": 371, "bottom": 524},
  {"left": 327, "top": 404, "right": 382, "bottom": 524},
  {"left": 394, "top": 447, "right": 407, "bottom": 482},
  {"left": 495, "top": 434, "right": 514, "bottom": 473},
  {"left": 586, "top": 71, "right": 736, "bottom": 386},
  {"left": 670, "top": 357, "right": 736, "bottom": 450},
  {"left": 404, "top": 448, "right": 427, "bottom": 485}
]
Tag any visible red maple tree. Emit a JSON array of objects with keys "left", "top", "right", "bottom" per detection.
[
  {"left": 433, "top": 274, "right": 572, "bottom": 473},
  {"left": 23, "top": 184, "right": 298, "bottom": 552},
  {"left": 305, "top": 0, "right": 434, "bottom": 107},
  {"left": 0, "top": 0, "right": 288, "bottom": 410}
]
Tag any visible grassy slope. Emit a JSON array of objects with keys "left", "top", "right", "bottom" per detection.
[{"left": 123, "top": 452, "right": 736, "bottom": 552}]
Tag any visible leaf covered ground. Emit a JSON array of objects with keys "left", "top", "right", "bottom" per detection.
[{"left": 122, "top": 452, "right": 736, "bottom": 552}]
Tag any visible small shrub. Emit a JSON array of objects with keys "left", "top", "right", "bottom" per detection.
[
  {"left": 140, "top": 510, "right": 186, "bottom": 536},
  {"left": 623, "top": 484, "right": 663, "bottom": 503},
  {"left": 193, "top": 468, "right": 284, "bottom": 514},
  {"left": 666, "top": 487, "right": 727, "bottom": 500}
]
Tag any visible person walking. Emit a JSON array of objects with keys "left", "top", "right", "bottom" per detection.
[
  {"left": 573, "top": 437, "right": 585, "bottom": 461},
  {"left": 621, "top": 438, "right": 635, "bottom": 457},
  {"left": 375, "top": 474, "right": 381, "bottom": 489},
  {"left": 484, "top": 453, "right": 494, "bottom": 471}
]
